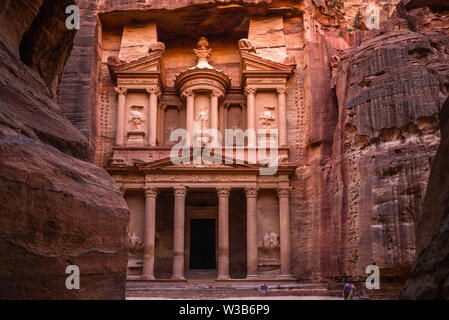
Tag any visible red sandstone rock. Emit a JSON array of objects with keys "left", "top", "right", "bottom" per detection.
[{"left": 0, "top": 0, "right": 129, "bottom": 299}]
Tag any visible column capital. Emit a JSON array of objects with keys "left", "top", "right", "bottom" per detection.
[
  {"left": 173, "top": 186, "right": 187, "bottom": 198},
  {"left": 244, "top": 87, "right": 257, "bottom": 95},
  {"left": 182, "top": 89, "right": 194, "bottom": 98},
  {"left": 146, "top": 87, "right": 161, "bottom": 96},
  {"left": 119, "top": 185, "right": 126, "bottom": 195},
  {"left": 277, "top": 186, "right": 292, "bottom": 198},
  {"left": 245, "top": 187, "right": 258, "bottom": 198},
  {"left": 217, "top": 187, "right": 231, "bottom": 198},
  {"left": 144, "top": 187, "right": 158, "bottom": 198},
  {"left": 115, "top": 87, "right": 128, "bottom": 95},
  {"left": 211, "top": 89, "right": 224, "bottom": 98},
  {"left": 276, "top": 87, "right": 288, "bottom": 95}
]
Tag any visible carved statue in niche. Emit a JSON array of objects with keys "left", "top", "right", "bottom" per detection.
[
  {"left": 196, "top": 107, "right": 209, "bottom": 131},
  {"left": 258, "top": 106, "right": 276, "bottom": 127},
  {"left": 128, "top": 233, "right": 143, "bottom": 254},
  {"left": 128, "top": 105, "right": 146, "bottom": 131},
  {"left": 263, "top": 232, "right": 280, "bottom": 251},
  {"left": 227, "top": 105, "right": 242, "bottom": 130},
  {"left": 164, "top": 107, "right": 180, "bottom": 145}
]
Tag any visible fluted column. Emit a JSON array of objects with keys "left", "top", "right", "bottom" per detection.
[
  {"left": 142, "top": 187, "right": 158, "bottom": 280},
  {"left": 244, "top": 87, "right": 256, "bottom": 147},
  {"left": 184, "top": 90, "right": 195, "bottom": 146},
  {"left": 245, "top": 187, "right": 258, "bottom": 279},
  {"left": 146, "top": 87, "right": 161, "bottom": 146},
  {"left": 277, "top": 187, "right": 293, "bottom": 279},
  {"left": 217, "top": 187, "right": 231, "bottom": 280},
  {"left": 172, "top": 186, "right": 187, "bottom": 280},
  {"left": 115, "top": 87, "right": 127, "bottom": 145},
  {"left": 277, "top": 87, "right": 288, "bottom": 147}
]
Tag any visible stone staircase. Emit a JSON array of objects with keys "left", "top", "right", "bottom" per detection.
[{"left": 126, "top": 280, "right": 342, "bottom": 299}]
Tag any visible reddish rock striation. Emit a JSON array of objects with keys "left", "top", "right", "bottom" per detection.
[{"left": 0, "top": 0, "right": 129, "bottom": 299}]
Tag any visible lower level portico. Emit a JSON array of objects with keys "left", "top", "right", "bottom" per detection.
[{"left": 108, "top": 158, "right": 295, "bottom": 281}]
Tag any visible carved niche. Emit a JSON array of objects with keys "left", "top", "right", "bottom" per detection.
[{"left": 163, "top": 106, "right": 180, "bottom": 145}]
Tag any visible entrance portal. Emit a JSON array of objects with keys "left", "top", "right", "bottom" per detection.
[{"left": 189, "top": 219, "right": 216, "bottom": 269}]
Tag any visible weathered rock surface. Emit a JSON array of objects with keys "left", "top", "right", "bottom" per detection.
[
  {"left": 327, "top": 2, "right": 448, "bottom": 279},
  {"left": 0, "top": 0, "right": 129, "bottom": 299}
]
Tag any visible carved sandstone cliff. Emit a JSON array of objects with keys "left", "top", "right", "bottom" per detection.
[
  {"left": 57, "top": 0, "right": 447, "bottom": 284},
  {"left": 0, "top": 0, "right": 129, "bottom": 299}
]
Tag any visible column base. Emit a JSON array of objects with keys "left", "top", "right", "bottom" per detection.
[
  {"left": 216, "top": 275, "right": 230, "bottom": 281},
  {"left": 171, "top": 275, "right": 186, "bottom": 281},
  {"left": 245, "top": 275, "right": 259, "bottom": 280},
  {"left": 141, "top": 275, "right": 155, "bottom": 281}
]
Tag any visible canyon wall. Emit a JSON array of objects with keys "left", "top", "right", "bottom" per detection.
[{"left": 0, "top": 0, "right": 129, "bottom": 299}]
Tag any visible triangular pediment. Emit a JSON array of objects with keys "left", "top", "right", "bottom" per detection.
[
  {"left": 138, "top": 153, "right": 263, "bottom": 171},
  {"left": 240, "top": 51, "right": 295, "bottom": 73}
]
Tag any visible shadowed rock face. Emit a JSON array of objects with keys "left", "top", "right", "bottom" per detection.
[
  {"left": 401, "top": 97, "right": 449, "bottom": 299},
  {"left": 0, "top": 0, "right": 129, "bottom": 299}
]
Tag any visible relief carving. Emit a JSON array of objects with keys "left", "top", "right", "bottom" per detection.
[
  {"left": 128, "top": 105, "right": 146, "bottom": 131},
  {"left": 263, "top": 232, "right": 280, "bottom": 251},
  {"left": 258, "top": 106, "right": 276, "bottom": 128},
  {"left": 128, "top": 233, "right": 143, "bottom": 254}
]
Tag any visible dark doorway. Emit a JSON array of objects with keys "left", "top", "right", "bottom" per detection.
[{"left": 189, "top": 219, "right": 216, "bottom": 269}]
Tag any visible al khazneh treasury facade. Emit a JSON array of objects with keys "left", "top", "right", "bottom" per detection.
[{"left": 102, "top": 16, "right": 300, "bottom": 280}]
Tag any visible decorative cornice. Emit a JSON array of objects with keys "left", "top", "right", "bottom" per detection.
[
  {"left": 173, "top": 186, "right": 187, "bottom": 198},
  {"left": 245, "top": 187, "right": 258, "bottom": 198},
  {"left": 144, "top": 187, "right": 158, "bottom": 198},
  {"left": 217, "top": 187, "right": 231, "bottom": 198}
]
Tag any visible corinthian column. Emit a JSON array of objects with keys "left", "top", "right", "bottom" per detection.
[
  {"left": 217, "top": 187, "right": 231, "bottom": 280},
  {"left": 183, "top": 90, "right": 195, "bottom": 146},
  {"left": 245, "top": 187, "right": 258, "bottom": 280},
  {"left": 244, "top": 87, "right": 256, "bottom": 147},
  {"left": 146, "top": 87, "right": 161, "bottom": 146},
  {"left": 115, "top": 87, "right": 127, "bottom": 145},
  {"left": 277, "top": 87, "right": 288, "bottom": 147},
  {"left": 142, "top": 187, "right": 158, "bottom": 280},
  {"left": 277, "top": 187, "right": 293, "bottom": 279},
  {"left": 172, "top": 186, "right": 187, "bottom": 280}
]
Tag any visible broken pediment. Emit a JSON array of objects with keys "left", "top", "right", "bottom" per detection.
[
  {"left": 108, "top": 45, "right": 165, "bottom": 85},
  {"left": 239, "top": 42, "right": 296, "bottom": 87}
]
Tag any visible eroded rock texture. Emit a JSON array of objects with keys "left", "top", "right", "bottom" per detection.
[
  {"left": 0, "top": 0, "right": 129, "bottom": 299},
  {"left": 331, "top": 27, "right": 447, "bottom": 280}
]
